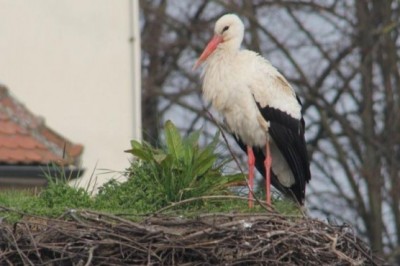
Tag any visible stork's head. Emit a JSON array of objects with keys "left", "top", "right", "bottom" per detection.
[{"left": 193, "top": 14, "right": 244, "bottom": 69}]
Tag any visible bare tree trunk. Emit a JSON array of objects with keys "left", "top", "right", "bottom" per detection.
[
  {"left": 356, "top": 0, "right": 383, "bottom": 255},
  {"left": 242, "top": 1, "right": 261, "bottom": 52},
  {"left": 372, "top": 0, "right": 400, "bottom": 262},
  {"left": 140, "top": 0, "right": 167, "bottom": 145}
]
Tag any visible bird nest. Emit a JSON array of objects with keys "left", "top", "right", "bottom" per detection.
[{"left": 0, "top": 208, "right": 384, "bottom": 265}]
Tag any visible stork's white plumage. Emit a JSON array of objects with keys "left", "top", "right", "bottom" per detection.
[{"left": 194, "top": 14, "right": 311, "bottom": 207}]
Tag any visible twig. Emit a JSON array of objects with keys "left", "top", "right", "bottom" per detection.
[
  {"left": 23, "top": 222, "right": 43, "bottom": 264},
  {"left": 7, "top": 226, "right": 34, "bottom": 266},
  {"left": 84, "top": 245, "right": 97, "bottom": 266},
  {"left": 154, "top": 195, "right": 250, "bottom": 214}
]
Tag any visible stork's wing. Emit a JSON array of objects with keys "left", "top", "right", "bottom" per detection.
[
  {"left": 254, "top": 98, "right": 311, "bottom": 203},
  {"left": 231, "top": 108, "right": 311, "bottom": 203}
]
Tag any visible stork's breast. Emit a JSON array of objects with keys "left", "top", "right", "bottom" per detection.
[{"left": 224, "top": 106, "right": 269, "bottom": 147}]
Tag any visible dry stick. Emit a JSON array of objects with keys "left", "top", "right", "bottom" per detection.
[
  {"left": 80, "top": 210, "right": 157, "bottom": 232},
  {"left": 205, "top": 110, "right": 272, "bottom": 211},
  {"left": 341, "top": 235, "right": 378, "bottom": 266},
  {"left": 197, "top": 207, "right": 304, "bottom": 220},
  {"left": 154, "top": 195, "right": 250, "bottom": 214},
  {"left": 23, "top": 222, "right": 43, "bottom": 264},
  {"left": 84, "top": 245, "right": 97, "bottom": 266},
  {"left": 5, "top": 258, "right": 14, "bottom": 266},
  {"left": 7, "top": 226, "right": 34, "bottom": 266},
  {"left": 182, "top": 218, "right": 280, "bottom": 241},
  {"left": 327, "top": 233, "right": 362, "bottom": 265}
]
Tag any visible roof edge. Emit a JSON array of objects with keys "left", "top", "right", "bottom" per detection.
[{"left": 0, "top": 165, "right": 85, "bottom": 179}]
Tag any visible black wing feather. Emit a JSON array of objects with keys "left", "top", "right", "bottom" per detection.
[{"left": 256, "top": 100, "right": 311, "bottom": 203}]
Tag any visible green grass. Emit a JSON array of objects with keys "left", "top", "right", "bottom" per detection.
[
  {"left": 0, "top": 190, "right": 37, "bottom": 221},
  {"left": 0, "top": 185, "right": 94, "bottom": 222},
  {"left": 0, "top": 187, "right": 300, "bottom": 224},
  {"left": 0, "top": 121, "right": 302, "bottom": 223}
]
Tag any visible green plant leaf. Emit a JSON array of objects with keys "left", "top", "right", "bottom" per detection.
[
  {"left": 164, "top": 120, "right": 184, "bottom": 160},
  {"left": 153, "top": 153, "right": 167, "bottom": 164},
  {"left": 182, "top": 129, "right": 201, "bottom": 166},
  {"left": 127, "top": 140, "right": 153, "bottom": 161},
  {"left": 130, "top": 140, "right": 142, "bottom": 149},
  {"left": 193, "top": 152, "right": 217, "bottom": 177},
  {"left": 130, "top": 148, "right": 152, "bottom": 161},
  {"left": 183, "top": 129, "right": 201, "bottom": 148}
]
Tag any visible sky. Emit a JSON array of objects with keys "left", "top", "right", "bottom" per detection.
[{"left": 0, "top": 0, "right": 135, "bottom": 189}]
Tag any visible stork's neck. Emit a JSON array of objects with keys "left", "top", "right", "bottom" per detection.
[
  {"left": 205, "top": 40, "right": 241, "bottom": 68},
  {"left": 202, "top": 45, "right": 242, "bottom": 112},
  {"left": 205, "top": 46, "right": 237, "bottom": 73},
  {"left": 220, "top": 38, "right": 241, "bottom": 52}
]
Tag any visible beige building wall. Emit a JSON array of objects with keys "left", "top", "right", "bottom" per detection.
[{"left": 0, "top": 0, "right": 134, "bottom": 189}]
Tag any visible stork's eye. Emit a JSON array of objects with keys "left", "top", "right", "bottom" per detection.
[{"left": 222, "top": 26, "right": 229, "bottom": 33}]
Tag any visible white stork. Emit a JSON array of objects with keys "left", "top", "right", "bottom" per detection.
[{"left": 194, "top": 14, "right": 311, "bottom": 207}]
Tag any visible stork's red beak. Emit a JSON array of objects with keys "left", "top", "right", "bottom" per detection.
[{"left": 193, "top": 35, "right": 223, "bottom": 70}]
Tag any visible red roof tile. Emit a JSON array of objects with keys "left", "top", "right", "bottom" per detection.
[{"left": 0, "top": 85, "right": 84, "bottom": 166}]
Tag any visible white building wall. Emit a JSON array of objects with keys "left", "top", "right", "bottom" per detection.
[{"left": 0, "top": 0, "right": 135, "bottom": 189}]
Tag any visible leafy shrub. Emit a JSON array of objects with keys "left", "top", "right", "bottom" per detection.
[
  {"left": 38, "top": 166, "right": 92, "bottom": 210},
  {"left": 39, "top": 182, "right": 92, "bottom": 209},
  {"left": 96, "top": 120, "right": 244, "bottom": 212}
]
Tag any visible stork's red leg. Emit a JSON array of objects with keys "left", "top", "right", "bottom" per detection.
[
  {"left": 265, "top": 141, "right": 272, "bottom": 206},
  {"left": 247, "top": 146, "right": 255, "bottom": 208}
]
